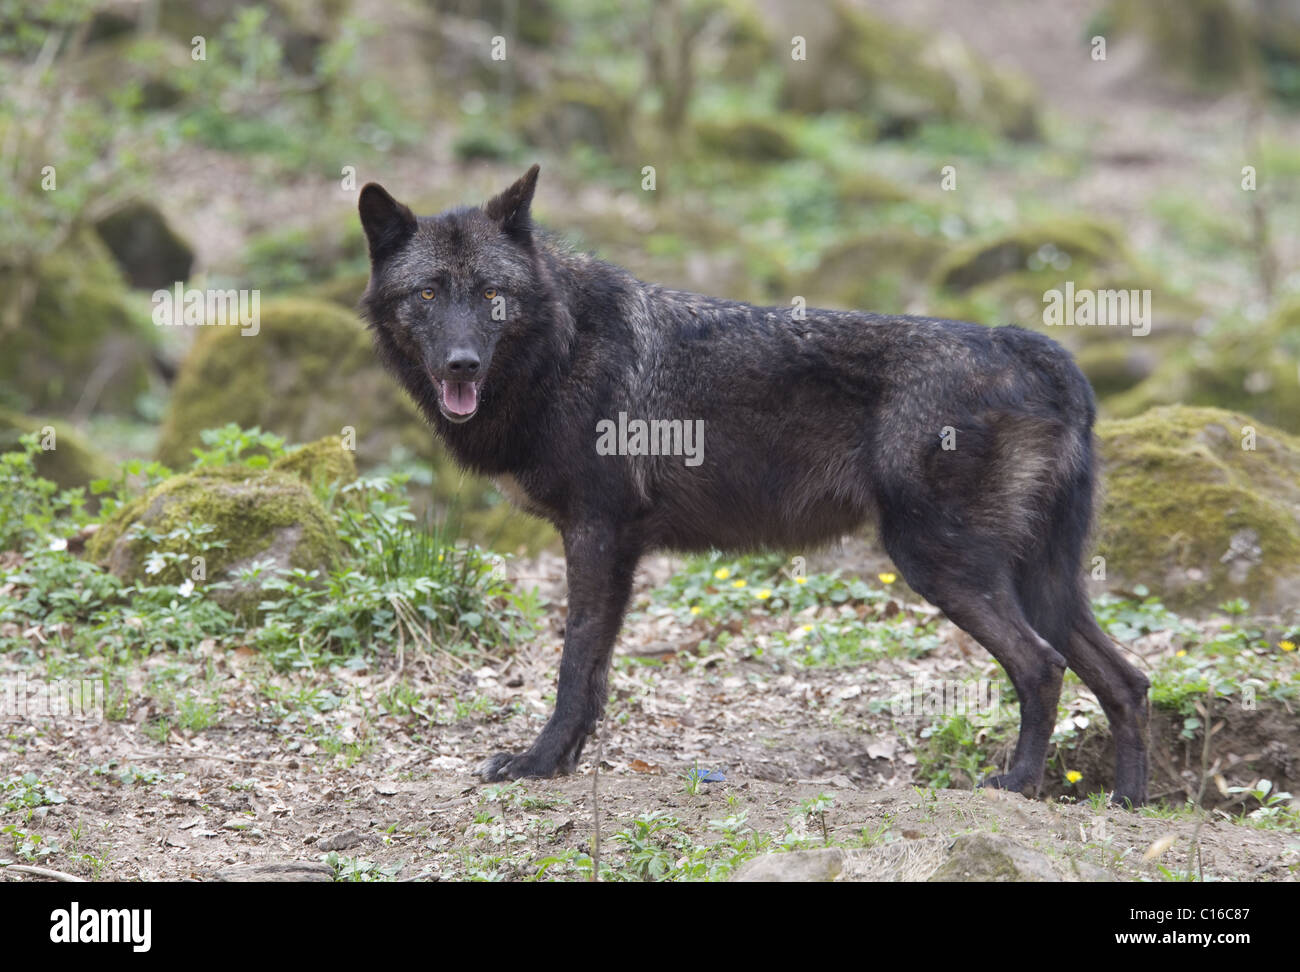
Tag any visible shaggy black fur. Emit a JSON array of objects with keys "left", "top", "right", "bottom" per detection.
[{"left": 358, "top": 167, "right": 1150, "bottom": 806}]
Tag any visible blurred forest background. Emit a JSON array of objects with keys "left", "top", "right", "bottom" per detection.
[{"left": 2, "top": 0, "right": 1300, "bottom": 576}]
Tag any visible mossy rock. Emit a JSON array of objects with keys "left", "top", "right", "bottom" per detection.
[
  {"left": 1074, "top": 341, "right": 1160, "bottom": 399},
  {"left": 802, "top": 228, "right": 948, "bottom": 312},
  {"left": 926, "top": 218, "right": 1202, "bottom": 367},
  {"left": 929, "top": 270, "right": 1204, "bottom": 361},
  {"left": 695, "top": 117, "right": 801, "bottom": 162},
  {"left": 774, "top": 1, "right": 1037, "bottom": 139},
  {"left": 1106, "top": 301, "right": 1300, "bottom": 433},
  {"left": 560, "top": 202, "right": 753, "bottom": 301},
  {"left": 271, "top": 436, "right": 358, "bottom": 489},
  {"left": 1094, "top": 406, "right": 1300, "bottom": 613},
  {"left": 834, "top": 171, "right": 914, "bottom": 206},
  {"left": 932, "top": 218, "right": 1129, "bottom": 293},
  {"left": 155, "top": 298, "right": 434, "bottom": 470},
  {"left": 0, "top": 408, "right": 112, "bottom": 490},
  {"left": 86, "top": 466, "right": 342, "bottom": 617},
  {"left": 94, "top": 200, "right": 195, "bottom": 290},
  {"left": 74, "top": 32, "right": 191, "bottom": 110},
  {"left": 298, "top": 271, "right": 370, "bottom": 309},
  {"left": 0, "top": 232, "right": 157, "bottom": 415},
  {"left": 1105, "top": 0, "right": 1256, "bottom": 90},
  {"left": 153, "top": 298, "right": 549, "bottom": 552}
]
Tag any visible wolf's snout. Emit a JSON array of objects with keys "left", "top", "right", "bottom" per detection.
[
  {"left": 446, "top": 350, "right": 480, "bottom": 377},
  {"left": 436, "top": 350, "right": 484, "bottom": 421}
]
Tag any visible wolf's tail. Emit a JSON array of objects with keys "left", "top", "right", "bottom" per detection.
[
  {"left": 1012, "top": 424, "right": 1097, "bottom": 654},
  {"left": 1013, "top": 418, "right": 1151, "bottom": 805}
]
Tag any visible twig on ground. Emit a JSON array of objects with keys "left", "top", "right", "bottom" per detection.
[
  {"left": 0, "top": 863, "right": 86, "bottom": 882},
  {"left": 591, "top": 720, "right": 604, "bottom": 882},
  {"left": 125, "top": 750, "right": 293, "bottom": 767}
]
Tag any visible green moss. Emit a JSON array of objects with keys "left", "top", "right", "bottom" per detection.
[
  {"left": 804, "top": 228, "right": 947, "bottom": 311},
  {"left": 0, "top": 232, "right": 156, "bottom": 414},
  {"left": 0, "top": 408, "right": 112, "bottom": 490},
  {"left": 298, "top": 271, "right": 370, "bottom": 309},
  {"left": 87, "top": 465, "right": 342, "bottom": 617},
  {"left": 1107, "top": 302, "right": 1300, "bottom": 432},
  {"left": 931, "top": 218, "right": 1128, "bottom": 293},
  {"left": 1096, "top": 406, "right": 1300, "bottom": 612},
  {"left": 154, "top": 298, "right": 555, "bottom": 552},
  {"left": 154, "top": 298, "right": 431, "bottom": 469},
  {"left": 779, "top": 1, "right": 1038, "bottom": 139},
  {"left": 833, "top": 171, "right": 914, "bottom": 206},
  {"left": 695, "top": 117, "right": 801, "bottom": 162},
  {"left": 271, "top": 436, "right": 358, "bottom": 489}
]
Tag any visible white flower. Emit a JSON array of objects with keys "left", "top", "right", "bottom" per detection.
[{"left": 177, "top": 579, "right": 195, "bottom": 598}]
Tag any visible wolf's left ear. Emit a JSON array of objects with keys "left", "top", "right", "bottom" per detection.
[
  {"left": 359, "top": 183, "right": 417, "bottom": 263},
  {"left": 484, "top": 164, "right": 540, "bottom": 242}
]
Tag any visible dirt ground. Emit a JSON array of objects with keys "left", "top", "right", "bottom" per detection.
[{"left": 3, "top": 551, "right": 1297, "bottom": 883}]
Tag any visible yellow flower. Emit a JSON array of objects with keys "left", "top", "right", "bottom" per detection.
[
  {"left": 878, "top": 572, "right": 897, "bottom": 585},
  {"left": 801, "top": 624, "right": 813, "bottom": 633},
  {"left": 755, "top": 589, "right": 772, "bottom": 600},
  {"left": 732, "top": 579, "right": 747, "bottom": 589},
  {"left": 1176, "top": 649, "right": 1187, "bottom": 657},
  {"left": 1065, "top": 770, "right": 1082, "bottom": 784},
  {"left": 714, "top": 567, "right": 730, "bottom": 580},
  {"left": 437, "top": 553, "right": 444, "bottom": 562},
  {"left": 794, "top": 576, "right": 808, "bottom": 585},
  {"left": 689, "top": 606, "right": 701, "bottom": 615},
  {"left": 1281, "top": 640, "right": 1296, "bottom": 652}
]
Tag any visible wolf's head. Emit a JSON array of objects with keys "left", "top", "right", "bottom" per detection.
[{"left": 358, "top": 165, "right": 543, "bottom": 424}]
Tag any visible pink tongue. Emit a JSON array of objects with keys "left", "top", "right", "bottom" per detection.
[{"left": 443, "top": 381, "right": 479, "bottom": 415}]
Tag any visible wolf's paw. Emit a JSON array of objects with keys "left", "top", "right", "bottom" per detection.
[
  {"left": 1109, "top": 789, "right": 1146, "bottom": 810},
  {"left": 478, "top": 751, "right": 564, "bottom": 782},
  {"left": 979, "top": 771, "right": 1038, "bottom": 798}
]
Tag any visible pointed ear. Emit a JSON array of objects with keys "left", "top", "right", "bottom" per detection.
[
  {"left": 358, "top": 183, "right": 417, "bottom": 263},
  {"left": 483, "top": 164, "right": 540, "bottom": 241}
]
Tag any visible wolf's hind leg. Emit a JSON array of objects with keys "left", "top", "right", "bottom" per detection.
[
  {"left": 881, "top": 524, "right": 1065, "bottom": 796},
  {"left": 938, "top": 580, "right": 1065, "bottom": 797},
  {"left": 1060, "top": 615, "right": 1150, "bottom": 807}
]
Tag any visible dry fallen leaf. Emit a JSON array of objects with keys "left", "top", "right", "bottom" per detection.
[{"left": 1142, "top": 833, "right": 1178, "bottom": 862}]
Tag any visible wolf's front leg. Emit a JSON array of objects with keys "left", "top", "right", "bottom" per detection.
[{"left": 479, "top": 521, "right": 640, "bottom": 781}]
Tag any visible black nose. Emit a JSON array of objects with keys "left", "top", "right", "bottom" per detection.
[{"left": 446, "top": 350, "right": 480, "bottom": 377}]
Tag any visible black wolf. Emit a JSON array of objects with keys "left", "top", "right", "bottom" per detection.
[{"left": 358, "top": 166, "right": 1151, "bottom": 806}]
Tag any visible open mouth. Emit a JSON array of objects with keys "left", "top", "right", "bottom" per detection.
[{"left": 436, "top": 379, "right": 482, "bottom": 422}]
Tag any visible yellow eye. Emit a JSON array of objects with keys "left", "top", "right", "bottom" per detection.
[
  {"left": 483, "top": 288, "right": 497, "bottom": 300},
  {"left": 419, "top": 288, "right": 435, "bottom": 300}
]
